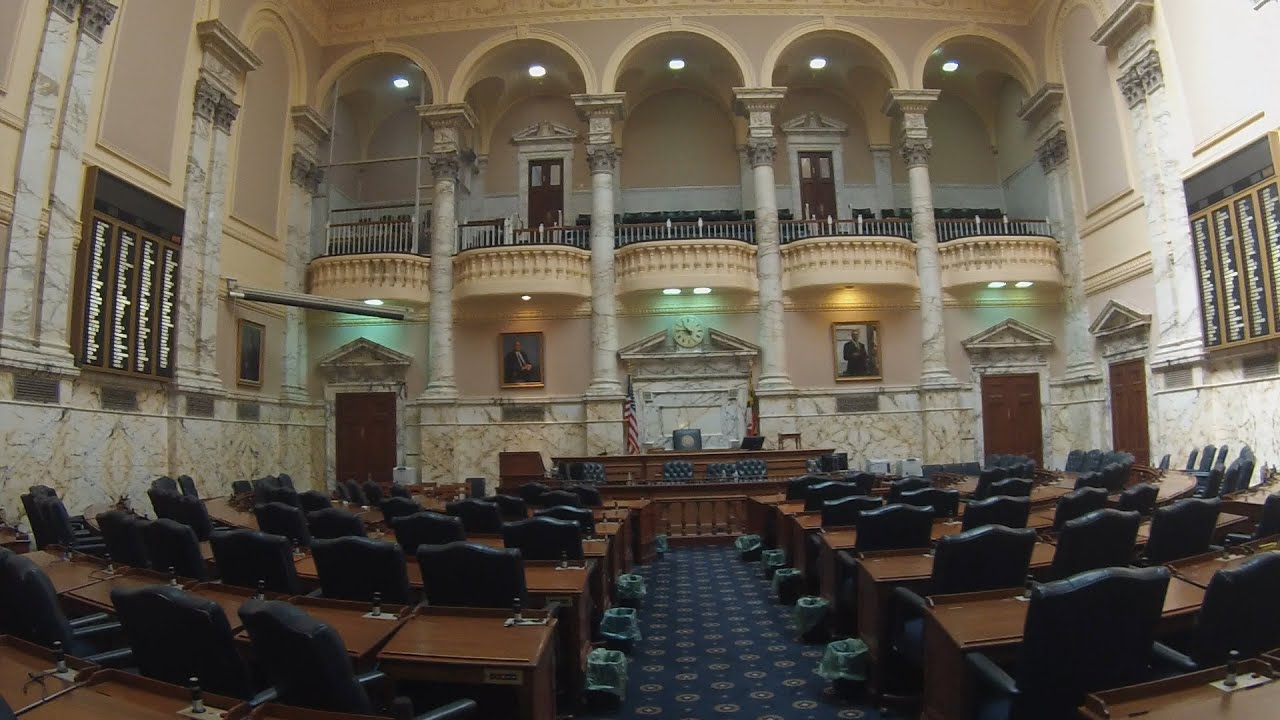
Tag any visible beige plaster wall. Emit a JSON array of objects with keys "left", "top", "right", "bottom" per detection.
[
  {"left": 453, "top": 315, "right": 592, "bottom": 397},
  {"left": 621, "top": 87, "right": 738, "bottom": 189},
  {"left": 1059, "top": 6, "right": 1131, "bottom": 213},
  {"left": 0, "top": 0, "right": 28, "bottom": 100},
  {"left": 784, "top": 304, "right": 924, "bottom": 387},
  {"left": 230, "top": 30, "right": 290, "bottom": 236},
  {"left": 485, "top": 95, "right": 588, "bottom": 196},
  {"left": 993, "top": 77, "right": 1035, "bottom": 181}
]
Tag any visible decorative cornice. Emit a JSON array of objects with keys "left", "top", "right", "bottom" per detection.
[
  {"left": 1036, "top": 128, "right": 1068, "bottom": 172},
  {"left": 1084, "top": 251, "right": 1152, "bottom": 296},
  {"left": 1117, "top": 50, "right": 1164, "bottom": 108},
  {"left": 780, "top": 111, "right": 848, "bottom": 136},
  {"left": 49, "top": 0, "right": 79, "bottom": 22},
  {"left": 899, "top": 138, "right": 932, "bottom": 168},
  {"left": 572, "top": 93, "right": 626, "bottom": 120},
  {"left": 1017, "top": 83, "right": 1064, "bottom": 125},
  {"left": 586, "top": 143, "right": 619, "bottom": 174},
  {"left": 290, "top": 105, "right": 331, "bottom": 145},
  {"left": 733, "top": 87, "right": 787, "bottom": 114},
  {"left": 290, "top": 152, "right": 323, "bottom": 194},
  {"left": 1090, "top": 0, "right": 1155, "bottom": 50},
  {"left": 883, "top": 89, "right": 941, "bottom": 119},
  {"left": 417, "top": 103, "right": 476, "bottom": 132},
  {"left": 78, "top": 0, "right": 116, "bottom": 42},
  {"left": 196, "top": 20, "right": 262, "bottom": 78}
]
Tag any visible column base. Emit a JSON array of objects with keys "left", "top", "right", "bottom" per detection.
[
  {"left": 419, "top": 381, "right": 458, "bottom": 401},
  {"left": 920, "top": 368, "right": 956, "bottom": 387},
  {"left": 584, "top": 379, "right": 624, "bottom": 398},
  {"left": 0, "top": 337, "right": 78, "bottom": 377},
  {"left": 756, "top": 373, "right": 793, "bottom": 392},
  {"left": 171, "top": 369, "right": 224, "bottom": 396},
  {"left": 279, "top": 385, "right": 312, "bottom": 403}
]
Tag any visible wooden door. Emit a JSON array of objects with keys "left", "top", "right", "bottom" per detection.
[
  {"left": 335, "top": 392, "right": 397, "bottom": 486},
  {"left": 980, "top": 374, "right": 1043, "bottom": 467},
  {"left": 527, "top": 159, "right": 564, "bottom": 228},
  {"left": 1109, "top": 359, "right": 1151, "bottom": 466},
  {"left": 798, "top": 151, "right": 838, "bottom": 220}
]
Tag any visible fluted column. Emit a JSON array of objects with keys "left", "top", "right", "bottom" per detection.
[
  {"left": 735, "top": 88, "right": 790, "bottom": 391},
  {"left": 885, "top": 90, "right": 950, "bottom": 385},
  {"left": 282, "top": 107, "right": 329, "bottom": 402},
  {"left": 418, "top": 104, "right": 475, "bottom": 400},
  {"left": 574, "top": 93, "right": 626, "bottom": 397},
  {"left": 869, "top": 144, "right": 895, "bottom": 217}
]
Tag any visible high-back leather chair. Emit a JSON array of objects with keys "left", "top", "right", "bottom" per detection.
[
  {"left": 1184, "top": 553, "right": 1280, "bottom": 668},
  {"left": 662, "top": 461, "right": 695, "bottom": 483},
  {"left": 1231, "top": 458, "right": 1257, "bottom": 494},
  {"left": 1049, "top": 509, "right": 1140, "bottom": 580},
  {"left": 1081, "top": 448, "right": 1105, "bottom": 473},
  {"left": 142, "top": 518, "right": 205, "bottom": 580},
  {"left": 306, "top": 508, "right": 367, "bottom": 540},
  {"left": 931, "top": 526, "right": 1038, "bottom": 594},
  {"left": 886, "top": 477, "right": 932, "bottom": 504},
  {"left": 534, "top": 506, "right": 595, "bottom": 534},
  {"left": 786, "top": 475, "right": 825, "bottom": 501},
  {"left": 263, "top": 485, "right": 301, "bottom": 509},
  {"left": 389, "top": 484, "right": 413, "bottom": 499},
  {"left": 391, "top": 511, "right": 465, "bottom": 555},
  {"left": 1064, "top": 450, "right": 1086, "bottom": 473},
  {"left": 251, "top": 476, "right": 280, "bottom": 505},
  {"left": 1156, "top": 454, "right": 1171, "bottom": 471},
  {"left": 568, "top": 485, "right": 602, "bottom": 507},
  {"left": 706, "top": 462, "right": 734, "bottom": 480},
  {"left": 1118, "top": 483, "right": 1159, "bottom": 516},
  {"left": 311, "top": 537, "right": 412, "bottom": 604},
  {"left": 503, "top": 516, "right": 583, "bottom": 561},
  {"left": 380, "top": 496, "right": 424, "bottom": 522},
  {"left": 254, "top": 502, "right": 312, "bottom": 548},
  {"left": 897, "top": 488, "right": 961, "bottom": 519},
  {"left": 735, "top": 459, "right": 767, "bottom": 481},
  {"left": 151, "top": 476, "right": 179, "bottom": 494},
  {"left": 96, "top": 510, "right": 150, "bottom": 568},
  {"left": 487, "top": 494, "right": 528, "bottom": 521},
  {"left": 446, "top": 498, "right": 504, "bottom": 534},
  {"left": 842, "top": 472, "right": 877, "bottom": 496},
  {"left": 1238, "top": 493, "right": 1280, "bottom": 540},
  {"left": 209, "top": 529, "right": 300, "bottom": 594},
  {"left": 968, "top": 566, "right": 1171, "bottom": 720},
  {"left": 1183, "top": 448, "right": 1199, "bottom": 472},
  {"left": 148, "top": 488, "right": 181, "bottom": 521},
  {"left": 332, "top": 482, "right": 350, "bottom": 502},
  {"left": 1214, "top": 444, "right": 1230, "bottom": 468},
  {"left": 176, "top": 475, "right": 199, "bottom": 499},
  {"left": 1052, "top": 487, "right": 1109, "bottom": 531},
  {"left": 171, "top": 494, "right": 214, "bottom": 541},
  {"left": 533, "top": 490, "right": 581, "bottom": 509},
  {"left": 111, "top": 585, "right": 253, "bottom": 698},
  {"left": 516, "top": 482, "right": 551, "bottom": 505},
  {"left": 821, "top": 495, "right": 883, "bottom": 527},
  {"left": 276, "top": 474, "right": 296, "bottom": 491},
  {"left": 1073, "top": 471, "right": 1108, "bottom": 492},
  {"left": 1198, "top": 445, "right": 1217, "bottom": 473},
  {"left": 1143, "top": 497, "right": 1221, "bottom": 564},
  {"left": 1198, "top": 463, "right": 1226, "bottom": 498},
  {"left": 1099, "top": 463, "right": 1128, "bottom": 493},
  {"left": 581, "top": 463, "right": 606, "bottom": 484},
  {"left": 417, "top": 542, "right": 527, "bottom": 608},
  {"left": 854, "top": 504, "right": 934, "bottom": 552},
  {"left": 361, "top": 481, "right": 384, "bottom": 505},
  {"left": 961, "top": 496, "right": 1031, "bottom": 531},
  {"left": 30, "top": 496, "right": 104, "bottom": 554},
  {"left": 804, "top": 481, "right": 867, "bottom": 511},
  {"left": 973, "top": 468, "right": 1005, "bottom": 500},
  {"left": 0, "top": 550, "right": 125, "bottom": 660},
  {"left": 298, "top": 490, "right": 331, "bottom": 513},
  {"left": 341, "top": 479, "right": 369, "bottom": 506},
  {"left": 989, "top": 478, "right": 1033, "bottom": 499}
]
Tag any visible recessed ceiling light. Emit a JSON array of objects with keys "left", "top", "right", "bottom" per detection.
[
  {"left": 363, "top": 298, "right": 385, "bottom": 306},
  {"left": 527, "top": 64, "right": 546, "bottom": 78},
  {"left": 987, "top": 281, "right": 1006, "bottom": 289},
  {"left": 391, "top": 76, "right": 409, "bottom": 89},
  {"left": 692, "top": 287, "right": 712, "bottom": 295},
  {"left": 942, "top": 60, "right": 960, "bottom": 73},
  {"left": 662, "top": 288, "right": 682, "bottom": 295},
  {"left": 808, "top": 57, "right": 827, "bottom": 70},
  {"left": 520, "top": 295, "right": 532, "bottom": 301},
  {"left": 1014, "top": 281, "right": 1034, "bottom": 288},
  {"left": 668, "top": 58, "right": 685, "bottom": 70}
]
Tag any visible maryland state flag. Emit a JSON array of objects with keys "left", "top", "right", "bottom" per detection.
[{"left": 745, "top": 382, "right": 759, "bottom": 437}]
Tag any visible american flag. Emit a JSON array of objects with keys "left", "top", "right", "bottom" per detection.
[{"left": 624, "top": 376, "right": 641, "bottom": 454}]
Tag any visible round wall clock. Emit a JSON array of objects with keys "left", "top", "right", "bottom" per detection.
[{"left": 672, "top": 316, "right": 706, "bottom": 348}]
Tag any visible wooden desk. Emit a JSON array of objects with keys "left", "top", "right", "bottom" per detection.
[
  {"left": 921, "top": 578, "right": 1207, "bottom": 720},
  {"left": 186, "top": 582, "right": 286, "bottom": 633},
  {"left": 25, "top": 551, "right": 113, "bottom": 595},
  {"left": 257, "top": 596, "right": 408, "bottom": 670},
  {"left": 1081, "top": 659, "right": 1280, "bottom": 719},
  {"left": 204, "top": 496, "right": 259, "bottom": 529},
  {"left": 1167, "top": 542, "right": 1280, "bottom": 588},
  {"left": 546, "top": 447, "right": 833, "bottom": 484},
  {"left": 2, "top": 525, "right": 29, "bottom": 553},
  {"left": 377, "top": 607, "right": 557, "bottom": 720},
  {"left": 232, "top": 703, "right": 386, "bottom": 719},
  {"left": 0, "top": 635, "right": 95, "bottom": 711},
  {"left": 19, "top": 669, "right": 241, "bottom": 720},
  {"left": 524, "top": 562, "right": 593, "bottom": 705},
  {"left": 62, "top": 568, "right": 186, "bottom": 614},
  {"left": 1135, "top": 513, "right": 1249, "bottom": 541}
]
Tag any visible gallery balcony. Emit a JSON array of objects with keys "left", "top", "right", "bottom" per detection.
[
  {"left": 613, "top": 219, "right": 757, "bottom": 296},
  {"left": 936, "top": 219, "right": 1061, "bottom": 290},
  {"left": 307, "top": 204, "right": 432, "bottom": 307},
  {"left": 780, "top": 217, "right": 918, "bottom": 292},
  {"left": 454, "top": 221, "right": 592, "bottom": 301}
]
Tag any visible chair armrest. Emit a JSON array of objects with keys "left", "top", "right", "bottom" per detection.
[
  {"left": 835, "top": 550, "right": 858, "bottom": 574},
  {"left": 966, "top": 652, "right": 1019, "bottom": 698},
  {"left": 83, "top": 647, "right": 133, "bottom": 667},
  {"left": 355, "top": 669, "right": 388, "bottom": 689},
  {"left": 1151, "top": 642, "right": 1198, "bottom": 673},
  {"left": 415, "top": 699, "right": 478, "bottom": 720},
  {"left": 68, "top": 613, "right": 111, "bottom": 629},
  {"left": 890, "top": 586, "right": 930, "bottom": 615},
  {"left": 70, "top": 541, "right": 107, "bottom": 555},
  {"left": 304, "top": 588, "right": 324, "bottom": 598},
  {"left": 247, "top": 687, "right": 281, "bottom": 708},
  {"left": 71, "top": 621, "right": 122, "bottom": 639}
]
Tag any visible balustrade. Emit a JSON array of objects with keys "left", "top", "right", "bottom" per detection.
[
  {"left": 779, "top": 216, "right": 913, "bottom": 243},
  {"left": 325, "top": 204, "right": 429, "bottom": 256}
]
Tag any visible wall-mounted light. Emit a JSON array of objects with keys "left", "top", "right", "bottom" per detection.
[
  {"left": 363, "top": 299, "right": 384, "bottom": 306},
  {"left": 1014, "top": 281, "right": 1034, "bottom": 288},
  {"left": 520, "top": 295, "right": 532, "bottom": 301},
  {"left": 692, "top": 287, "right": 712, "bottom": 295}
]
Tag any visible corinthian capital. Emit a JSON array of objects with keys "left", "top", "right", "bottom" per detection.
[
  {"left": 900, "top": 138, "right": 932, "bottom": 168},
  {"left": 747, "top": 138, "right": 777, "bottom": 168},
  {"left": 428, "top": 152, "right": 461, "bottom": 182},
  {"left": 193, "top": 78, "right": 221, "bottom": 122},
  {"left": 214, "top": 95, "right": 240, "bottom": 133},
  {"left": 50, "top": 0, "right": 80, "bottom": 22},
  {"left": 586, "top": 144, "right": 618, "bottom": 174},
  {"left": 79, "top": 0, "right": 116, "bottom": 41},
  {"left": 1036, "top": 129, "right": 1069, "bottom": 173}
]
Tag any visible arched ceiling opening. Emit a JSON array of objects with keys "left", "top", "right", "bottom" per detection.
[
  {"left": 459, "top": 39, "right": 588, "bottom": 154},
  {"left": 324, "top": 53, "right": 431, "bottom": 162},
  {"left": 921, "top": 36, "right": 1035, "bottom": 145},
  {"left": 769, "top": 30, "right": 901, "bottom": 144},
  {"left": 612, "top": 31, "right": 746, "bottom": 114}
]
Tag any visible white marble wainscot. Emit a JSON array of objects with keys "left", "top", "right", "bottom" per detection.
[
  {"left": 1046, "top": 377, "right": 1107, "bottom": 469},
  {"left": 919, "top": 386, "right": 978, "bottom": 464},
  {"left": 1150, "top": 358, "right": 1280, "bottom": 473},
  {"left": 318, "top": 338, "right": 413, "bottom": 489},
  {"left": 963, "top": 319, "right": 1057, "bottom": 465},
  {"left": 415, "top": 399, "right": 459, "bottom": 487},
  {"left": 449, "top": 397, "right": 589, "bottom": 491},
  {"left": 584, "top": 397, "right": 622, "bottom": 456}
]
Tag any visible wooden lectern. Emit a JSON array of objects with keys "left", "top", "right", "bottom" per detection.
[{"left": 499, "top": 451, "right": 548, "bottom": 486}]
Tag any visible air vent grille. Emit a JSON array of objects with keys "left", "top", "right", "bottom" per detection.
[
  {"left": 501, "top": 405, "right": 546, "bottom": 422},
  {"left": 236, "top": 401, "right": 261, "bottom": 421},
  {"left": 13, "top": 375, "right": 59, "bottom": 404},
  {"left": 835, "top": 395, "right": 879, "bottom": 413},
  {"left": 1164, "top": 367, "right": 1193, "bottom": 389},
  {"left": 1242, "top": 353, "right": 1278, "bottom": 380},
  {"left": 101, "top": 386, "right": 138, "bottom": 411},
  {"left": 186, "top": 394, "right": 215, "bottom": 417}
]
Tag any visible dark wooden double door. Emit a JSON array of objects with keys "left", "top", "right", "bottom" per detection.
[
  {"left": 980, "top": 374, "right": 1043, "bottom": 468},
  {"left": 798, "top": 151, "right": 837, "bottom": 220},
  {"left": 1109, "top": 358, "right": 1151, "bottom": 467},
  {"left": 335, "top": 392, "right": 397, "bottom": 486},
  {"left": 528, "top": 159, "right": 564, "bottom": 228}
]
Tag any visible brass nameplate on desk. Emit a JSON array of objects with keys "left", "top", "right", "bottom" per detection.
[
  {"left": 483, "top": 668, "right": 524, "bottom": 685},
  {"left": 1211, "top": 673, "right": 1271, "bottom": 692}
]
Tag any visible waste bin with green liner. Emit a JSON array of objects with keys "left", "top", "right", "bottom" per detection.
[
  {"left": 735, "top": 534, "right": 763, "bottom": 561},
  {"left": 793, "top": 595, "right": 830, "bottom": 643},
  {"left": 616, "top": 574, "right": 646, "bottom": 607},
  {"left": 585, "top": 647, "right": 629, "bottom": 709},
  {"left": 600, "top": 606, "right": 642, "bottom": 654},
  {"left": 772, "top": 567, "right": 804, "bottom": 605},
  {"left": 761, "top": 548, "right": 787, "bottom": 579},
  {"left": 654, "top": 534, "right": 668, "bottom": 555},
  {"left": 817, "top": 638, "right": 869, "bottom": 699}
]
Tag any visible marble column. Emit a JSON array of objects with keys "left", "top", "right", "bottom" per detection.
[
  {"left": 193, "top": 96, "right": 240, "bottom": 381},
  {"left": 869, "top": 144, "right": 895, "bottom": 218},
  {"left": 173, "top": 79, "right": 218, "bottom": 390},
  {"left": 735, "top": 88, "right": 791, "bottom": 392},
  {"left": 418, "top": 104, "right": 475, "bottom": 400},
  {"left": 282, "top": 107, "right": 330, "bottom": 402},
  {"left": 1, "top": 0, "right": 86, "bottom": 369},
  {"left": 885, "top": 90, "right": 950, "bottom": 385}
]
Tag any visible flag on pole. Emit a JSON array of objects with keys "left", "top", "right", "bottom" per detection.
[{"left": 624, "top": 376, "right": 641, "bottom": 455}]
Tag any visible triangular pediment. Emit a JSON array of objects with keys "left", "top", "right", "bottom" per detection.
[
  {"left": 318, "top": 337, "right": 413, "bottom": 369},
  {"left": 780, "top": 111, "right": 848, "bottom": 135},
  {"left": 963, "top": 318, "right": 1055, "bottom": 351},
  {"left": 511, "top": 121, "right": 578, "bottom": 144},
  {"left": 1089, "top": 300, "right": 1151, "bottom": 338},
  {"left": 619, "top": 328, "right": 759, "bottom": 359}
]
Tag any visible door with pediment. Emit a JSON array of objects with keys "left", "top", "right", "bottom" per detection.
[
  {"left": 335, "top": 392, "right": 397, "bottom": 486},
  {"left": 798, "top": 151, "right": 837, "bottom": 220},
  {"left": 527, "top": 159, "right": 564, "bottom": 228}
]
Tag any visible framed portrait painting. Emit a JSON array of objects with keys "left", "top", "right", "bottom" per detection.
[
  {"left": 500, "top": 332, "right": 545, "bottom": 388},
  {"left": 832, "top": 321, "right": 882, "bottom": 381},
  {"left": 237, "top": 319, "right": 265, "bottom": 387}
]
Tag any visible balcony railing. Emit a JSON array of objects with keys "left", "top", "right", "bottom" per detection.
[
  {"left": 325, "top": 204, "right": 430, "bottom": 256},
  {"left": 936, "top": 217, "right": 1052, "bottom": 242},
  {"left": 779, "top": 216, "right": 913, "bottom": 243},
  {"left": 614, "top": 219, "right": 755, "bottom": 247},
  {"left": 457, "top": 222, "right": 590, "bottom": 251}
]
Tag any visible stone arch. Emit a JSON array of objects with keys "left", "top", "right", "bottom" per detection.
[
  {"left": 912, "top": 26, "right": 1038, "bottom": 93},
  {"left": 760, "top": 19, "right": 907, "bottom": 90},
  {"left": 240, "top": 2, "right": 306, "bottom": 106},
  {"left": 601, "top": 20, "right": 755, "bottom": 93},
  {"left": 1043, "top": 0, "right": 1110, "bottom": 84},
  {"left": 447, "top": 28, "right": 596, "bottom": 103},
  {"left": 315, "top": 43, "right": 444, "bottom": 110}
]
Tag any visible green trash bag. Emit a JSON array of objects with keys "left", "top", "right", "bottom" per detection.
[
  {"left": 772, "top": 567, "right": 804, "bottom": 605},
  {"left": 654, "top": 534, "right": 668, "bottom": 554},
  {"left": 761, "top": 548, "right": 787, "bottom": 579},
  {"left": 617, "top": 574, "right": 646, "bottom": 606},
  {"left": 793, "top": 595, "right": 830, "bottom": 642},
  {"left": 600, "top": 607, "right": 642, "bottom": 653},
  {"left": 817, "top": 638, "right": 869, "bottom": 682},
  {"left": 586, "top": 648, "right": 629, "bottom": 699},
  {"left": 735, "top": 534, "right": 763, "bottom": 561}
]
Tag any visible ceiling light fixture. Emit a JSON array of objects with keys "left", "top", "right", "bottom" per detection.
[
  {"left": 809, "top": 57, "right": 827, "bottom": 70},
  {"left": 363, "top": 299, "right": 385, "bottom": 306},
  {"left": 942, "top": 60, "right": 960, "bottom": 73},
  {"left": 663, "top": 288, "right": 682, "bottom": 295},
  {"left": 1014, "top": 281, "right": 1034, "bottom": 288},
  {"left": 528, "top": 64, "right": 546, "bottom": 78},
  {"left": 520, "top": 295, "right": 532, "bottom": 301},
  {"left": 668, "top": 58, "right": 686, "bottom": 70},
  {"left": 391, "top": 77, "right": 409, "bottom": 89},
  {"left": 692, "top": 287, "right": 712, "bottom": 295},
  {"left": 987, "top": 281, "right": 1007, "bottom": 289}
]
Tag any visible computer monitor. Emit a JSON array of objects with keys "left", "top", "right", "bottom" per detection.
[
  {"left": 739, "top": 436, "right": 765, "bottom": 450},
  {"left": 672, "top": 429, "right": 703, "bottom": 451}
]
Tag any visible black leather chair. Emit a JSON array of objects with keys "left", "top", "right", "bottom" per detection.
[
  {"left": 1155, "top": 553, "right": 1280, "bottom": 671},
  {"left": 842, "top": 472, "right": 878, "bottom": 496},
  {"left": 151, "top": 476, "right": 179, "bottom": 494},
  {"left": 251, "top": 476, "right": 280, "bottom": 505},
  {"left": 276, "top": 474, "right": 296, "bottom": 491},
  {"left": 1156, "top": 454, "right": 1170, "bottom": 471},
  {"left": 989, "top": 478, "right": 1033, "bottom": 498},
  {"left": 1064, "top": 450, "right": 1085, "bottom": 473},
  {"left": 973, "top": 468, "right": 1005, "bottom": 500},
  {"left": 1197, "top": 464, "right": 1226, "bottom": 498},
  {"left": 389, "top": 484, "right": 413, "bottom": 499},
  {"left": 1073, "top": 471, "right": 1108, "bottom": 492},
  {"left": 961, "top": 496, "right": 1031, "bottom": 531},
  {"left": 487, "top": 494, "right": 528, "bottom": 521},
  {"left": 1049, "top": 509, "right": 1141, "bottom": 580},
  {"left": 332, "top": 482, "right": 350, "bottom": 502},
  {"left": 111, "top": 585, "right": 254, "bottom": 698},
  {"left": 896, "top": 488, "right": 960, "bottom": 519},
  {"left": 142, "top": 518, "right": 206, "bottom": 580},
  {"left": 263, "top": 485, "right": 301, "bottom": 509},
  {"left": 417, "top": 542, "right": 527, "bottom": 608},
  {"left": 341, "top": 479, "right": 369, "bottom": 506},
  {"left": 392, "top": 511, "right": 466, "bottom": 555},
  {"left": 534, "top": 505, "right": 595, "bottom": 534},
  {"left": 254, "top": 502, "right": 312, "bottom": 547},
  {"left": 568, "top": 485, "right": 603, "bottom": 507},
  {"left": 1197, "top": 445, "right": 1217, "bottom": 473},
  {"left": 1081, "top": 448, "right": 1105, "bottom": 472},
  {"left": 171, "top": 493, "right": 215, "bottom": 540},
  {"left": 0, "top": 549, "right": 131, "bottom": 664},
  {"left": 968, "top": 566, "right": 1172, "bottom": 720},
  {"left": 661, "top": 461, "right": 695, "bottom": 483},
  {"left": 803, "top": 481, "right": 867, "bottom": 511},
  {"left": 786, "top": 475, "right": 826, "bottom": 501},
  {"left": 1051, "top": 488, "right": 1109, "bottom": 531},
  {"left": 534, "top": 490, "right": 582, "bottom": 509},
  {"left": 176, "top": 475, "right": 199, "bottom": 499},
  {"left": 885, "top": 477, "right": 932, "bottom": 504},
  {"left": 820, "top": 495, "right": 883, "bottom": 527},
  {"left": 238, "top": 599, "right": 476, "bottom": 718},
  {"left": 306, "top": 508, "right": 367, "bottom": 540},
  {"left": 517, "top": 482, "right": 551, "bottom": 505},
  {"left": 1214, "top": 444, "right": 1230, "bottom": 468},
  {"left": 298, "top": 490, "right": 332, "bottom": 513},
  {"left": 446, "top": 498, "right": 504, "bottom": 534},
  {"left": 503, "top": 516, "right": 583, "bottom": 561},
  {"left": 311, "top": 537, "right": 412, "bottom": 605},
  {"left": 95, "top": 510, "right": 150, "bottom": 568},
  {"left": 1099, "top": 463, "right": 1129, "bottom": 493},
  {"left": 361, "top": 481, "right": 385, "bottom": 505},
  {"left": 380, "top": 496, "right": 424, "bottom": 522},
  {"left": 1118, "top": 483, "right": 1159, "bottom": 516},
  {"left": 209, "top": 529, "right": 301, "bottom": 594},
  {"left": 29, "top": 495, "right": 104, "bottom": 554},
  {"left": 1184, "top": 448, "right": 1199, "bottom": 472},
  {"left": 1225, "top": 493, "right": 1280, "bottom": 546},
  {"left": 854, "top": 504, "right": 934, "bottom": 552},
  {"left": 1142, "top": 497, "right": 1221, "bottom": 564}
]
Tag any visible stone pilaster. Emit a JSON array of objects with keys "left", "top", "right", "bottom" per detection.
[
  {"left": 885, "top": 89, "right": 950, "bottom": 386},
  {"left": 281, "top": 106, "right": 329, "bottom": 402},
  {"left": 869, "top": 144, "right": 895, "bottom": 218},
  {"left": 1094, "top": 0, "right": 1204, "bottom": 370},
  {"left": 417, "top": 103, "right": 475, "bottom": 400},
  {"left": 735, "top": 87, "right": 791, "bottom": 393},
  {"left": 573, "top": 93, "right": 626, "bottom": 400}
]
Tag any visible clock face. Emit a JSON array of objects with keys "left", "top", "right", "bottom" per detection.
[{"left": 672, "top": 316, "right": 705, "bottom": 348}]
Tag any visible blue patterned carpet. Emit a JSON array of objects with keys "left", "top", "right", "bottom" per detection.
[{"left": 587, "top": 545, "right": 881, "bottom": 719}]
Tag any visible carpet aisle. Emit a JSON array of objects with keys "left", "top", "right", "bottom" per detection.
[{"left": 588, "top": 545, "right": 881, "bottom": 719}]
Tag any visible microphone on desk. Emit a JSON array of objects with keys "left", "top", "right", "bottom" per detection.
[
  {"left": 253, "top": 580, "right": 265, "bottom": 601},
  {"left": 188, "top": 677, "right": 205, "bottom": 714},
  {"left": 104, "top": 553, "right": 114, "bottom": 575},
  {"left": 1022, "top": 574, "right": 1036, "bottom": 600},
  {"left": 169, "top": 566, "right": 179, "bottom": 587},
  {"left": 1224, "top": 650, "right": 1240, "bottom": 688},
  {"left": 371, "top": 591, "right": 383, "bottom": 617},
  {"left": 53, "top": 642, "right": 67, "bottom": 674},
  {"left": 511, "top": 597, "right": 524, "bottom": 623},
  {"left": 559, "top": 552, "right": 569, "bottom": 570}
]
